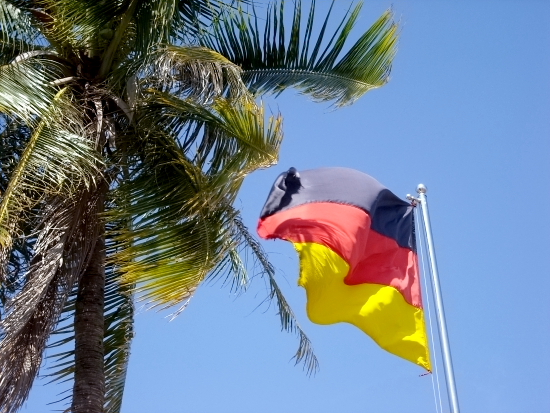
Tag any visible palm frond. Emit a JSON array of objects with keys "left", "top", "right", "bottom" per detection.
[
  {"left": 133, "top": 0, "right": 176, "bottom": 57},
  {"left": 0, "top": 117, "right": 33, "bottom": 308},
  {"left": 108, "top": 121, "right": 211, "bottom": 307},
  {"left": 113, "top": 43, "right": 252, "bottom": 114},
  {"left": 143, "top": 91, "right": 282, "bottom": 177},
  {"left": 0, "top": 57, "right": 63, "bottom": 122},
  {"left": 144, "top": 45, "right": 251, "bottom": 103},
  {"left": 109, "top": 90, "right": 281, "bottom": 307},
  {"left": 32, "top": 0, "right": 125, "bottom": 54},
  {"left": 204, "top": 0, "right": 398, "bottom": 106},
  {"left": 0, "top": 190, "right": 102, "bottom": 413},
  {"left": 0, "top": 269, "right": 67, "bottom": 413},
  {"left": 173, "top": 0, "right": 248, "bottom": 42},
  {"left": 100, "top": 1, "right": 251, "bottom": 80},
  {"left": 98, "top": 0, "right": 140, "bottom": 78},
  {"left": 0, "top": 0, "right": 41, "bottom": 52},
  {"left": 229, "top": 214, "right": 319, "bottom": 375},
  {"left": 0, "top": 88, "right": 102, "bottom": 262},
  {"left": 108, "top": 150, "right": 233, "bottom": 307}
]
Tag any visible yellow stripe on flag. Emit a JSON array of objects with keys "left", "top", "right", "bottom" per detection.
[{"left": 295, "top": 242, "right": 431, "bottom": 371}]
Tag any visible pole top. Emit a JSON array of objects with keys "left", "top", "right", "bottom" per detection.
[{"left": 416, "top": 184, "right": 427, "bottom": 194}]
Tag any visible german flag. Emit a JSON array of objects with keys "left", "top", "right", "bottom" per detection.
[{"left": 257, "top": 167, "right": 431, "bottom": 371}]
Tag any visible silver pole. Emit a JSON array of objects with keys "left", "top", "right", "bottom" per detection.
[{"left": 416, "top": 184, "right": 460, "bottom": 413}]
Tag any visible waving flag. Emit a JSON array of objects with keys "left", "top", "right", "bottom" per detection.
[{"left": 257, "top": 167, "right": 431, "bottom": 371}]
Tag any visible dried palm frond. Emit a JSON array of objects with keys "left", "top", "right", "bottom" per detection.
[
  {"left": 145, "top": 45, "right": 252, "bottom": 103},
  {"left": 0, "top": 189, "right": 102, "bottom": 413}
]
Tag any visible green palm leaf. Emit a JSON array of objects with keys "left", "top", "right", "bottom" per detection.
[
  {"left": 133, "top": 0, "right": 176, "bottom": 56},
  {"left": 162, "top": 0, "right": 253, "bottom": 44},
  {"left": 0, "top": 117, "right": 34, "bottom": 307},
  {"left": 31, "top": 0, "right": 124, "bottom": 52},
  {"left": 0, "top": 57, "right": 63, "bottom": 122},
  {"left": 204, "top": 0, "right": 398, "bottom": 105},
  {"left": 0, "top": 88, "right": 102, "bottom": 256},
  {"left": 145, "top": 91, "right": 281, "bottom": 177},
  {"left": 110, "top": 162, "right": 234, "bottom": 307},
  {"left": 0, "top": 0, "right": 40, "bottom": 52},
  {"left": 107, "top": 81, "right": 280, "bottom": 302},
  {"left": 133, "top": 0, "right": 243, "bottom": 56}
]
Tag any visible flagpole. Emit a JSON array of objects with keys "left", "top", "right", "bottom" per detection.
[{"left": 415, "top": 184, "right": 460, "bottom": 413}]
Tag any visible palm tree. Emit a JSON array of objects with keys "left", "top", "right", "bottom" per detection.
[{"left": 0, "top": 0, "right": 398, "bottom": 412}]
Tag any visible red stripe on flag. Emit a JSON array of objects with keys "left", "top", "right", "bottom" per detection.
[{"left": 258, "top": 202, "right": 422, "bottom": 308}]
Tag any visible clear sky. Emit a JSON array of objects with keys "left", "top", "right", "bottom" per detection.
[{"left": 22, "top": 1, "right": 550, "bottom": 412}]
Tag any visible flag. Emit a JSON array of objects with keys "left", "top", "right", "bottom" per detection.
[{"left": 257, "top": 167, "right": 431, "bottom": 371}]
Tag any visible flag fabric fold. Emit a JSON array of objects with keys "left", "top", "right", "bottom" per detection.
[{"left": 257, "top": 167, "right": 431, "bottom": 371}]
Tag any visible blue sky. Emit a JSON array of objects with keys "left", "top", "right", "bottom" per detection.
[{"left": 22, "top": 1, "right": 550, "bottom": 412}]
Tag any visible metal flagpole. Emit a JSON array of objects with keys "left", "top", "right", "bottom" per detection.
[{"left": 410, "top": 184, "right": 460, "bottom": 413}]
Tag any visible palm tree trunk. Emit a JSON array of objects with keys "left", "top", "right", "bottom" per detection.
[{"left": 72, "top": 189, "right": 107, "bottom": 413}]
